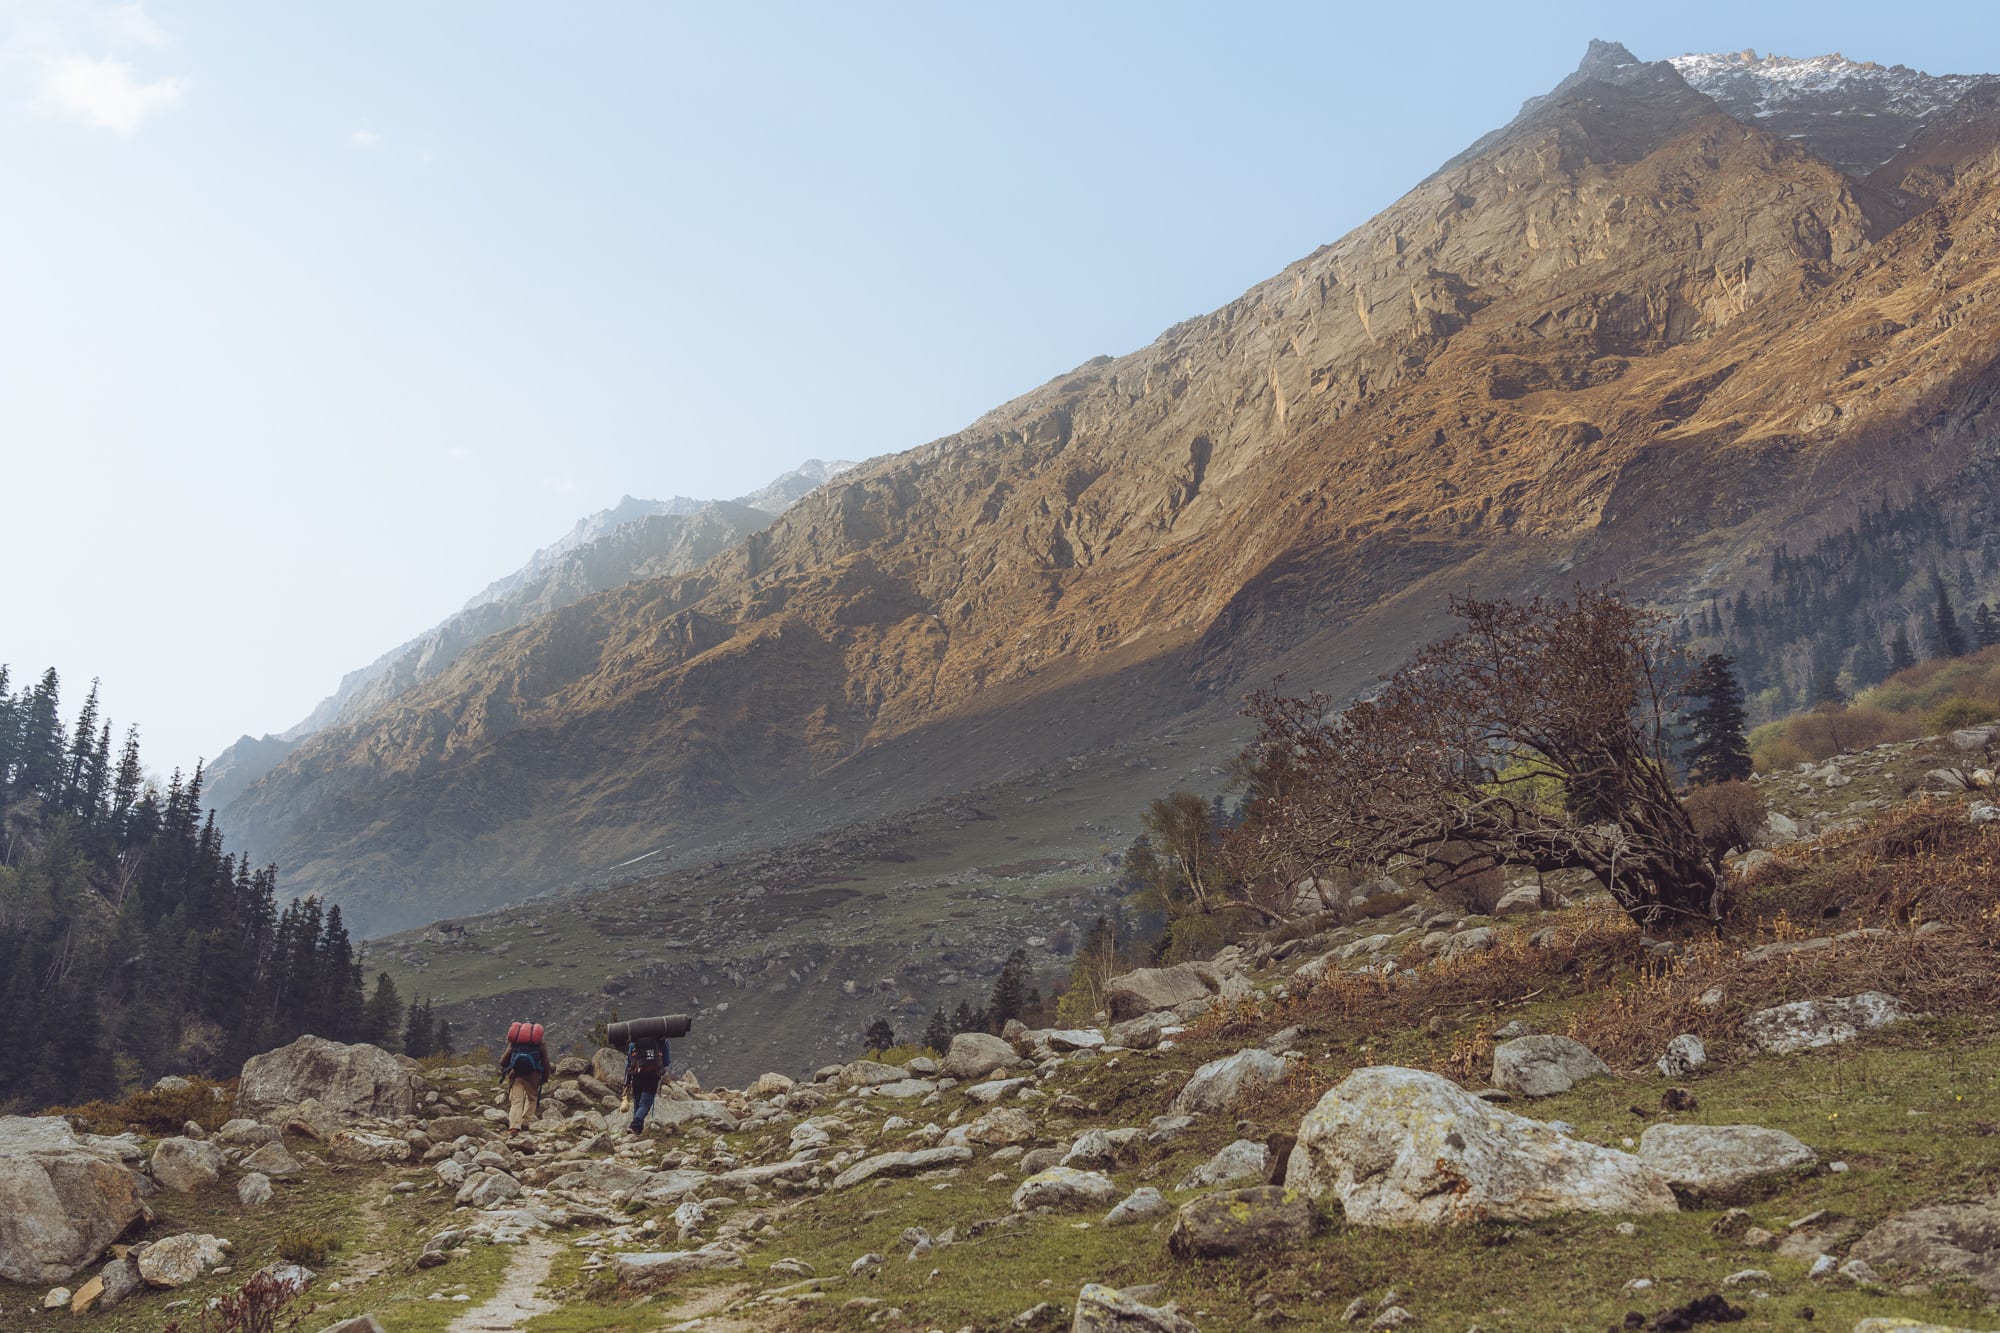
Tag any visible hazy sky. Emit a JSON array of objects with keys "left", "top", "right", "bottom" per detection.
[{"left": 4, "top": 1, "right": 1995, "bottom": 776}]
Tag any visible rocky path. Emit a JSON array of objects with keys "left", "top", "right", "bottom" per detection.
[{"left": 444, "top": 1234, "right": 559, "bottom": 1332}]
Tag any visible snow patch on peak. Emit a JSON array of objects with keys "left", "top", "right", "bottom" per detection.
[{"left": 1669, "top": 50, "right": 1992, "bottom": 121}]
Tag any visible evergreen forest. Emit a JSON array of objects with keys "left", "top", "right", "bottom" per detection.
[{"left": 0, "top": 665, "right": 404, "bottom": 1112}]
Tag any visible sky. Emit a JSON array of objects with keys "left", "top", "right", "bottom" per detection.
[{"left": 3, "top": 0, "right": 1996, "bottom": 777}]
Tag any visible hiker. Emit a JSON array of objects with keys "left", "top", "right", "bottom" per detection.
[
  {"left": 624, "top": 1026, "right": 671, "bottom": 1135},
  {"left": 500, "top": 1021, "right": 549, "bottom": 1134}
]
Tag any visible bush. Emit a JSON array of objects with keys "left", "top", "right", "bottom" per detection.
[
  {"left": 1682, "top": 781, "right": 1768, "bottom": 858},
  {"left": 1159, "top": 913, "right": 1223, "bottom": 963},
  {"left": 1420, "top": 843, "right": 1506, "bottom": 914},
  {"left": 46, "top": 1077, "right": 234, "bottom": 1136},
  {"left": 1784, "top": 704, "right": 1917, "bottom": 760},
  {"left": 274, "top": 1226, "right": 341, "bottom": 1266},
  {"left": 1925, "top": 695, "right": 1999, "bottom": 735}
]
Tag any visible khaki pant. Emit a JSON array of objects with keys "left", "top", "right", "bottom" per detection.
[{"left": 506, "top": 1075, "right": 540, "bottom": 1130}]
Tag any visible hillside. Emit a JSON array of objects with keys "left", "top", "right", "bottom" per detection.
[
  {"left": 220, "top": 39, "right": 2000, "bottom": 942},
  {"left": 13, "top": 755, "right": 2000, "bottom": 1331}
]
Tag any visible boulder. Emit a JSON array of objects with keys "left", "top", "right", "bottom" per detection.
[
  {"left": 1745, "top": 992, "right": 1916, "bottom": 1054},
  {"left": 1166, "top": 1185, "right": 1317, "bottom": 1258},
  {"left": 95, "top": 1254, "right": 145, "bottom": 1309},
  {"left": 329, "top": 1130, "right": 412, "bottom": 1164},
  {"left": 1044, "top": 1029, "right": 1106, "bottom": 1052},
  {"left": 1103, "top": 964, "right": 1215, "bottom": 1021},
  {"left": 613, "top": 1244, "right": 745, "bottom": 1289},
  {"left": 151, "top": 1135, "right": 224, "bottom": 1191},
  {"left": 1172, "top": 1050, "right": 1290, "bottom": 1115},
  {"left": 1492, "top": 884, "right": 1547, "bottom": 916},
  {"left": 0, "top": 1116, "right": 147, "bottom": 1284},
  {"left": 941, "top": 1033, "right": 1018, "bottom": 1080},
  {"left": 632, "top": 1169, "right": 715, "bottom": 1207},
  {"left": 1176, "top": 1139, "right": 1271, "bottom": 1190},
  {"left": 830, "top": 1145, "right": 973, "bottom": 1190},
  {"left": 968, "top": 1107, "right": 1037, "bottom": 1147},
  {"left": 1285, "top": 1066, "right": 1677, "bottom": 1225},
  {"left": 236, "top": 1036, "right": 415, "bottom": 1121},
  {"left": 548, "top": 1161, "right": 653, "bottom": 1197},
  {"left": 591, "top": 1047, "right": 626, "bottom": 1086},
  {"left": 1012, "top": 1167, "right": 1118, "bottom": 1213},
  {"left": 1755, "top": 811, "right": 1802, "bottom": 848},
  {"left": 1063, "top": 1128, "right": 1142, "bottom": 1171},
  {"left": 455, "top": 1170, "right": 521, "bottom": 1209},
  {"left": 1072, "top": 1282, "right": 1200, "bottom": 1332},
  {"left": 1850, "top": 1194, "right": 2000, "bottom": 1298},
  {"left": 138, "top": 1232, "right": 231, "bottom": 1288},
  {"left": 238, "top": 1172, "right": 274, "bottom": 1207},
  {"left": 838, "top": 1060, "right": 907, "bottom": 1088},
  {"left": 746, "top": 1072, "right": 795, "bottom": 1098},
  {"left": 1636, "top": 1124, "right": 1817, "bottom": 1199},
  {"left": 217, "top": 1118, "right": 282, "bottom": 1148},
  {"left": 1490, "top": 1035, "right": 1611, "bottom": 1097},
  {"left": 1105, "top": 1187, "right": 1173, "bottom": 1226},
  {"left": 1106, "top": 1013, "right": 1171, "bottom": 1050},
  {"left": 964, "top": 1078, "right": 1029, "bottom": 1104},
  {"left": 1439, "top": 927, "right": 1496, "bottom": 961},
  {"left": 872, "top": 1078, "right": 939, "bottom": 1099},
  {"left": 240, "top": 1141, "right": 304, "bottom": 1177},
  {"left": 424, "top": 1115, "right": 489, "bottom": 1141},
  {"left": 1656, "top": 1034, "right": 1707, "bottom": 1079}
]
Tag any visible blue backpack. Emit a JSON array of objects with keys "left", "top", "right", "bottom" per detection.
[{"left": 504, "top": 1043, "right": 545, "bottom": 1079}]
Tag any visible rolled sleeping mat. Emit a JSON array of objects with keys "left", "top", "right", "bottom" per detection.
[
  {"left": 507, "top": 1021, "right": 524, "bottom": 1045},
  {"left": 605, "top": 1014, "right": 691, "bottom": 1046},
  {"left": 530, "top": 1022, "right": 545, "bottom": 1044}
]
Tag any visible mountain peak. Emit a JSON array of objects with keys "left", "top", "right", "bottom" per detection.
[{"left": 1576, "top": 38, "right": 1641, "bottom": 78}]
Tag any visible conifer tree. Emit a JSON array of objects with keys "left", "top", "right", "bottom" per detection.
[
  {"left": 863, "top": 1018, "right": 895, "bottom": 1053},
  {"left": 403, "top": 996, "right": 437, "bottom": 1058},
  {"left": 362, "top": 972, "right": 405, "bottom": 1047},
  {"left": 1889, "top": 627, "right": 1917, "bottom": 674},
  {"left": 949, "top": 1000, "right": 975, "bottom": 1035},
  {"left": 1932, "top": 571, "right": 1968, "bottom": 658},
  {"left": 434, "top": 1018, "right": 454, "bottom": 1056},
  {"left": 921, "top": 1006, "right": 951, "bottom": 1053},
  {"left": 1977, "top": 603, "right": 2000, "bottom": 650},
  {"left": 1682, "top": 653, "right": 1753, "bottom": 785},
  {"left": 986, "top": 948, "right": 1030, "bottom": 1033}
]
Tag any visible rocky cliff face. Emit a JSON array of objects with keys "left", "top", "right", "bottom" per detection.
[
  {"left": 224, "top": 42, "right": 2000, "bottom": 935},
  {"left": 204, "top": 464, "right": 854, "bottom": 819}
]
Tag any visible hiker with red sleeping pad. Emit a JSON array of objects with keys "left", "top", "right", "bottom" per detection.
[{"left": 499, "top": 1020, "right": 549, "bottom": 1135}]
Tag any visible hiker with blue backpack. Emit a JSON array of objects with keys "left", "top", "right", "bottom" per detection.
[
  {"left": 500, "top": 1021, "right": 549, "bottom": 1134},
  {"left": 624, "top": 1028, "right": 670, "bottom": 1135}
]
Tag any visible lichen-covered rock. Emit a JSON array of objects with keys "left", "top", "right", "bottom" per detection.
[
  {"left": 237, "top": 1172, "right": 274, "bottom": 1207},
  {"left": 151, "top": 1136, "right": 224, "bottom": 1192},
  {"left": 1173, "top": 1050, "right": 1290, "bottom": 1115},
  {"left": 1744, "top": 992, "right": 1915, "bottom": 1055},
  {"left": 1636, "top": 1124, "right": 1817, "bottom": 1199},
  {"left": 941, "top": 1032, "right": 1018, "bottom": 1080},
  {"left": 1656, "top": 1034, "right": 1707, "bottom": 1079},
  {"left": 137, "top": 1233, "right": 231, "bottom": 1288},
  {"left": 1286, "top": 1066, "right": 1677, "bottom": 1225},
  {"left": 1105, "top": 1187, "right": 1173, "bottom": 1226},
  {"left": 1012, "top": 1166, "right": 1118, "bottom": 1212},
  {"left": 1072, "top": 1282, "right": 1201, "bottom": 1332},
  {"left": 1176, "top": 1139, "right": 1271, "bottom": 1190},
  {"left": 1166, "top": 1186, "right": 1317, "bottom": 1258},
  {"left": 967, "top": 1107, "right": 1037, "bottom": 1147},
  {"left": 235, "top": 1036, "right": 415, "bottom": 1121},
  {"left": 1850, "top": 1194, "right": 2000, "bottom": 1298},
  {"left": 239, "top": 1141, "right": 304, "bottom": 1178},
  {"left": 1490, "top": 1035, "right": 1610, "bottom": 1097},
  {"left": 328, "top": 1130, "right": 412, "bottom": 1164},
  {"left": 0, "top": 1116, "right": 148, "bottom": 1284}
]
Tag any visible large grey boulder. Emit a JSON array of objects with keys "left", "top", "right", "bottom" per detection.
[
  {"left": 235, "top": 1035, "right": 416, "bottom": 1121},
  {"left": 1285, "top": 1066, "right": 1677, "bottom": 1225},
  {"left": 151, "top": 1136, "right": 224, "bottom": 1192},
  {"left": 1104, "top": 1188, "right": 1173, "bottom": 1227},
  {"left": 1636, "top": 1124, "right": 1817, "bottom": 1199},
  {"left": 1176, "top": 1139, "right": 1270, "bottom": 1190},
  {"left": 1490, "top": 1035, "right": 1610, "bottom": 1097},
  {"left": 240, "top": 1141, "right": 304, "bottom": 1177},
  {"left": 1173, "top": 1049, "right": 1290, "bottom": 1115},
  {"left": 1103, "top": 964, "right": 1215, "bottom": 1021},
  {"left": 1072, "top": 1282, "right": 1200, "bottom": 1332},
  {"left": 941, "top": 1032, "right": 1018, "bottom": 1080},
  {"left": 837, "top": 1060, "right": 906, "bottom": 1087},
  {"left": 137, "top": 1233, "right": 231, "bottom": 1288},
  {"left": 1166, "top": 1185, "right": 1316, "bottom": 1258},
  {"left": 1744, "top": 992, "right": 1916, "bottom": 1055},
  {"left": 613, "top": 1244, "right": 744, "bottom": 1288},
  {"left": 830, "top": 1145, "right": 972, "bottom": 1190},
  {"left": 0, "top": 1116, "right": 148, "bottom": 1284},
  {"left": 648, "top": 1100, "right": 739, "bottom": 1131},
  {"left": 1850, "top": 1194, "right": 2000, "bottom": 1298},
  {"left": 1106, "top": 1013, "right": 1172, "bottom": 1049},
  {"left": 1012, "top": 1167, "right": 1118, "bottom": 1212}
]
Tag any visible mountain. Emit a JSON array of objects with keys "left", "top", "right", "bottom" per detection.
[
  {"left": 201, "top": 461, "right": 855, "bottom": 818},
  {"left": 223, "top": 41, "right": 2000, "bottom": 947}
]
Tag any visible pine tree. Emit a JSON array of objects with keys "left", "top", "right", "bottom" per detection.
[
  {"left": 950, "top": 1000, "right": 975, "bottom": 1035},
  {"left": 362, "top": 972, "right": 405, "bottom": 1047},
  {"left": 403, "top": 996, "right": 436, "bottom": 1058},
  {"left": 921, "top": 1006, "right": 951, "bottom": 1053},
  {"left": 1932, "top": 572, "right": 1969, "bottom": 658},
  {"left": 1889, "top": 627, "right": 1917, "bottom": 674},
  {"left": 434, "top": 1018, "right": 454, "bottom": 1056},
  {"left": 986, "top": 948, "right": 1030, "bottom": 1033},
  {"left": 1977, "top": 603, "right": 2000, "bottom": 650},
  {"left": 1682, "top": 653, "right": 1753, "bottom": 785},
  {"left": 863, "top": 1018, "right": 896, "bottom": 1053}
]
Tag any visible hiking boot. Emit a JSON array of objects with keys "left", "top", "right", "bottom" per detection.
[{"left": 628, "top": 1123, "right": 645, "bottom": 1136}]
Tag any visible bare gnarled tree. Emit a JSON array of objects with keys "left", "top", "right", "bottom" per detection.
[{"left": 1239, "top": 587, "right": 1722, "bottom": 929}]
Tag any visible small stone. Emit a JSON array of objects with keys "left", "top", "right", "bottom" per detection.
[
  {"left": 1721, "top": 1269, "right": 1771, "bottom": 1287},
  {"left": 1709, "top": 1208, "right": 1753, "bottom": 1239},
  {"left": 1615, "top": 1222, "right": 1637, "bottom": 1237},
  {"left": 1837, "top": 1258, "right": 1880, "bottom": 1285},
  {"left": 1742, "top": 1227, "right": 1777, "bottom": 1249},
  {"left": 44, "top": 1286, "right": 72, "bottom": 1310},
  {"left": 1370, "top": 1308, "right": 1416, "bottom": 1330},
  {"left": 1343, "top": 1296, "right": 1372, "bottom": 1322},
  {"left": 1807, "top": 1254, "right": 1837, "bottom": 1279}
]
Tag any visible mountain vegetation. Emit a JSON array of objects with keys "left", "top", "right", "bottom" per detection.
[{"left": 0, "top": 665, "right": 384, "bottom": 1110}]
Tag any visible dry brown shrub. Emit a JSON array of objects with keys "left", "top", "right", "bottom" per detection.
[
  {"left": 1784, "top": 704, "right": 1921, "bottom": 761},
  {"left": 47, "top": 1076, "right": 234, "bottom": 1135},
  {"left": 1421, "top": 842, "right": 1507, "bottom": 914},
  {"left": 1682, "top": 781, "right": 1768, "bottom": 858}
]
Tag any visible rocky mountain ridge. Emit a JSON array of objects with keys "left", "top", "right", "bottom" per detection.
[{"left": 202, "top": 460, "right": 855, "bottom": 819}]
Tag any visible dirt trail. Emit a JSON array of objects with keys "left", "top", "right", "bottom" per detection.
[{"left": 444, "top": 1234, "right": 560, "bottom": 1332}]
